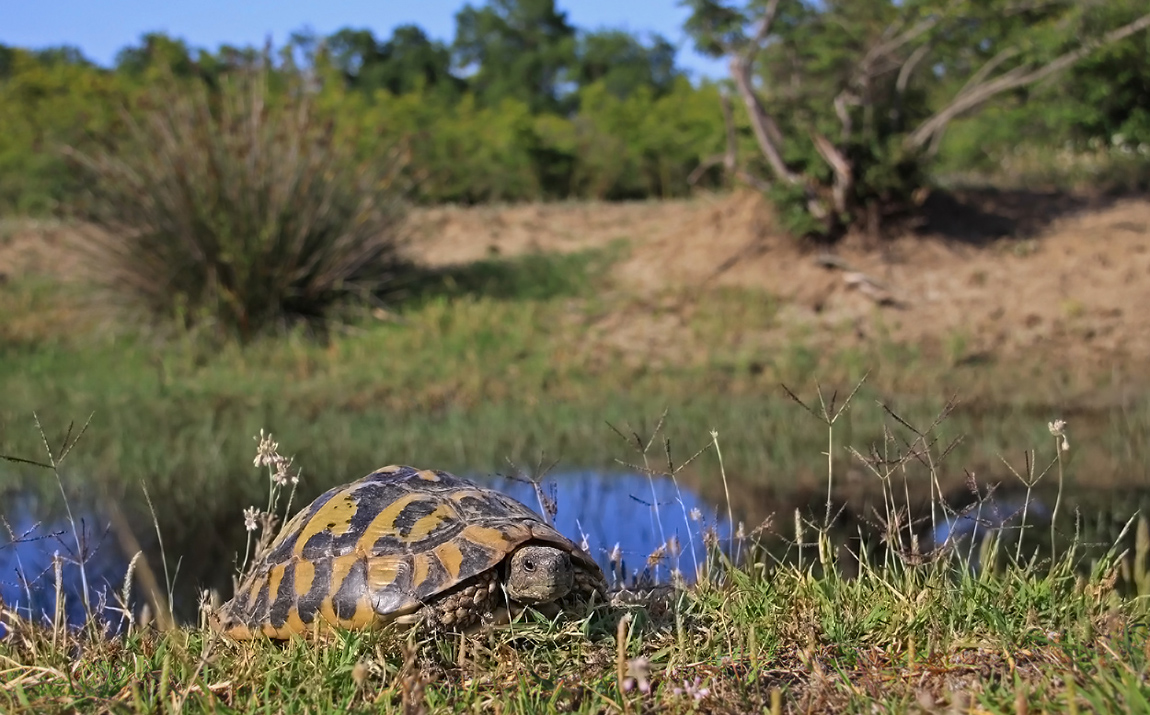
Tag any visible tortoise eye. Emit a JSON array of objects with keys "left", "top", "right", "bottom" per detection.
[{"left": 523, "top": 558, "right": 536, "bottom": 572}]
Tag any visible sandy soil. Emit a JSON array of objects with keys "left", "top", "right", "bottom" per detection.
[
  {"left": 4, "top": 189, "right": 1150, "bottom": 381},
  {"left": 406, "top": 190, "right": 1150, "bottom": 382}
]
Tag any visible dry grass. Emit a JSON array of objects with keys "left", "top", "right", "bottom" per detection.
[{"left": 59, "top": 65, "right": 409, "bottom": 340}]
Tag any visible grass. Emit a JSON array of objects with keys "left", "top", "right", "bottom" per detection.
[
  {"left": 3, "top": 239, "right": 1150, "bottom": 621},
  {"left": 2, "top": 377, "right": 1149, "bottom": 713},
  {"left": 61, "top": 66, "right": 408, "bottom": 341},
  {"left": 937, "top": 136, "right": 1150, "bottom": 195}
]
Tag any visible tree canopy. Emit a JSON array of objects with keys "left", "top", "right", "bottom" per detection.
[
  {"left": 1, "top": 0, "right": 1149, "bottom": 232},
  {"left": 683, "top": 0, "right": 1150, "bottom": 237}
]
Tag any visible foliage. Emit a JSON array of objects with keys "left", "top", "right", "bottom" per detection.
[
  {"left": 0, "top": 48, "right": 128, "bottom": 214},
  {"left": 572, "top": 29, "right": 683, "bottom": 100},
  {"left": 61, "top": 66, "right": 409, "bottom": 339},
  {"left": 3, "top": 0, "right": 1150, "bottom": 231},
  {"left": 324, "top": 25, "right": 466, "bottom": 100},
  {"left": 1041, "top": 1, "right": 1150, "bottom": 148},
  {"left": 0, "top": 17, "right": 726, "bottom": 215},
  {"left": 682, "top": 0, "right": 1150, "bottom": 239},
  {"left": 453, "top": 0, "right": 578, "bottom": 113}
]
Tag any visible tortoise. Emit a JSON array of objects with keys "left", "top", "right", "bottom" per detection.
[{"left": 212, "top": 465, "right": 608, "bottom": 639}]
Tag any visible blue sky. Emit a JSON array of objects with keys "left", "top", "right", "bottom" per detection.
[{"left": 0, "top": 0, "right": 728, "bottom": 82}]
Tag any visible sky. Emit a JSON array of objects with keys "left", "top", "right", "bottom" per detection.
[{"left": 0, "top": 0, "right": 729, "bottom": 82}]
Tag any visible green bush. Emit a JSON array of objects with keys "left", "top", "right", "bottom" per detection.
[
  {"left": 63, "top": 69, "right": 408, "bottom": 340},
  {"left": 0, "top": 48, "right": 128, "bottom": 214}
]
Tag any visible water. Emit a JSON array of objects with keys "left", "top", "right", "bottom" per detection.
[
  {"left": 0, "top": 494, "right": 128, "bottom": 634},
  {"left": 3, "top": 468, "right": 1143, "bottom": 637},
  {"left": 474, "top": 470, "right": 734, "bottom": 584},
  {"left": 928, "top": 495, "right": 1054, "bottom": 570},
  {"left": 0, "top": 470, "right": 732, "bottom": 633}
]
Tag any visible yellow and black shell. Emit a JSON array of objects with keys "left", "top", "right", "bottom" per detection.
[{"left": 213, "top": 465, "right": 607, "bottom": 639}]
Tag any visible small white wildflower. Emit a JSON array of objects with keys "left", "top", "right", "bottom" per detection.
[
  {"left": 253, "top": 429, "right": 279, "bottom": 469},
  {"left": 243, "top": 506, "right": 260, "bottom": 532},
  {"left": 689, "top": 507, "right": 702, "bottom": 522},
  {"left": 1048, "top": 419, "right": 1070, "bottom": 451},
  {"left": 272, "top": 457, "right": 297, "bottom": 487},
  {"left": 580, "top": 533, "right": 590, "bottom": 553}
]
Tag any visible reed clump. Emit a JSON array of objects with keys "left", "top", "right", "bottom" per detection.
[{"left": 62, "top": 62, "right": 410, "bottom": 340}]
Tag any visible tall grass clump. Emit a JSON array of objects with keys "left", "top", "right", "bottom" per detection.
[{"left": 61, "top": 64, "right": 409, "bottom": 340}]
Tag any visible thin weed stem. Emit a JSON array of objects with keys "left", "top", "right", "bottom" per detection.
[
  {"left": 141, "top": 484, "right": 176, "bottom": 631},
  {"left": 34, "top": 412, "right": 95, "bottom": 619},
  {"left": 1049, "top": 420, "right": 1069, "bottom": 574},
  {"left": 710, "top": 430, "right": 736, "bottom": 564},
  {"left": 824, "top": 420, "right": 834, "bottom": 530}
]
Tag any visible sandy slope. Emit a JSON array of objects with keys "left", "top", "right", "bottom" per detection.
[
  {"left": 407, "top": 190, "right": 1150, "bottom": 381},
  {"left": 4, "top": 190, "right": 1149, "bottom": 380}
]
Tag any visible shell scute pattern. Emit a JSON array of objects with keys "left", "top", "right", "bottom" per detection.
[{"left": 214, "top": 465, "right": 606, "bottom": 639}]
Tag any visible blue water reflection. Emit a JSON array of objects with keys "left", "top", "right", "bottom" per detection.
[
  {"left": 928, "top": 494, "right": 1055, "bottom": 573},
  {"left": 0, "top": 494, "right": 126, "bottom": 632},
  {"left": 0, "top": 470, "right": 731, "bottom": 631},
  {"left": 474, "top": 469, "right": 734, "bottom": 585}
]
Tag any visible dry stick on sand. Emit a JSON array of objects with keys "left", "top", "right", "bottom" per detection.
[{"left": 816, "top": 253, "right": 908, "bottom": 308}]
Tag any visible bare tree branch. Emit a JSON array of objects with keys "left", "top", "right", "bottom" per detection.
[
  {"left": 742, "top": 0, "right": 783, "bottom": 63},
  {"left": 956, "top": 46, "right": 1022, "bottom": 98},
  {"left": 721, "top": 89, "right": 738, "bottom": 177},
  {"left": 735, "top": 168, "right": 774, "bottom": 193},
  {"left": 892, "top": 42, "right": 932, "bottom": 130},
  {"left": 907, "top": 12, "right": 1150, "bottom": 152},
  {"left": 855, "top": 15, "right": 943, "bottom": 87},
  {"left": 811, "top": 131, "right": 853, "bottom": 214},
  {"left": 730, "top": 53, "right": 801, "bottom": 185},
  {"left": 833, "top": 91, "right": 858, "bottom": 144},
  {"left": 896, "top": 42, "right": 932, "bottom": 95},
  {"left": 687, "top": 154, "right": 725, "bottom": 186}
]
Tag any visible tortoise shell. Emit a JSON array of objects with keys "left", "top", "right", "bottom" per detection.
[{"left": 213, "top": 465, "right": 605, "bottom": 639}]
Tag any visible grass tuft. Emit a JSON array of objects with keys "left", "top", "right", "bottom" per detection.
[{"left": 60, "top": 64, "right": 409, "bottom": 340}]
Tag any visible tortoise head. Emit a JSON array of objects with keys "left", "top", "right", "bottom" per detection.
[{"left": 506, "top": 544, "right": 575, "bottom": 604}]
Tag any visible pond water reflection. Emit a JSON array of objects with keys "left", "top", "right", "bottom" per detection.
[
  {"left": 0, "top": 493, "right": 127, "bottom": 635},
  {"left": 474, "top": 469, "right": 734, "bottom": 585},
  {"left": 0, "top": 470, "right": 732, "bottom": 632}
]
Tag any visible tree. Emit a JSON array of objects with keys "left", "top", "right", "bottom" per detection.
[
  {"left": 326, "top": 25, "right": 463, "bottom": 98},
  {"left": 453, "top": 0, "right": 577, "bottom": 113},
  {"left": 114, "top": 33, "right": 200, "bottom": 79},
  {"left": 1053, "top": 2, "right": 1150, "bottom": 147},
  {"left": 683, "top": 0, "right": 1150, "bottom": 240},
  {"left": 573, "top": 29, "right": 681, "bottom": 99}
]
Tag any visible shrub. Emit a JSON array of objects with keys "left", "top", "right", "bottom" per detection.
[{"left": 63, "top": 67, "right": 409, "bottom": 340}]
